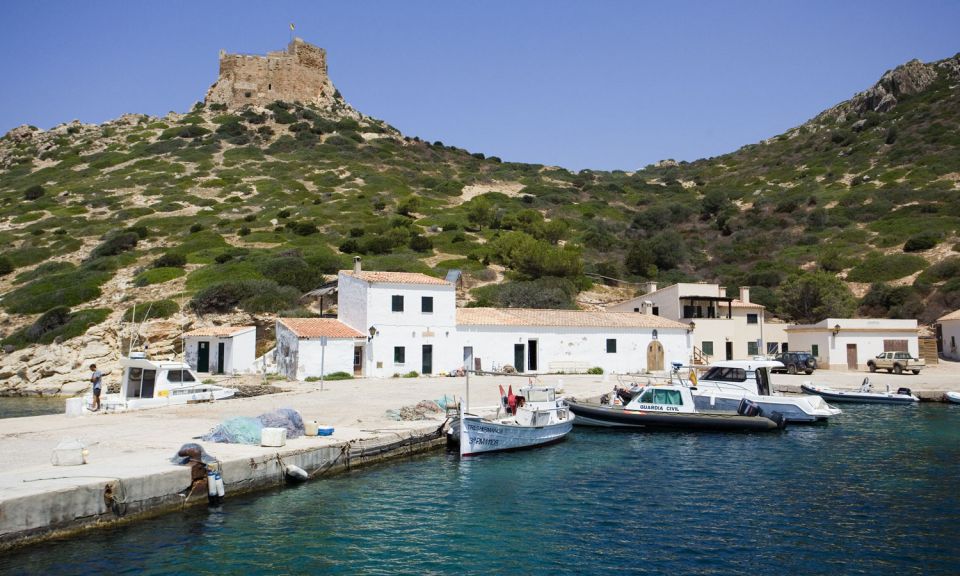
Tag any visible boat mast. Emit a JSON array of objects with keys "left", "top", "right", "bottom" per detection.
[{"left": 465, "top": 349, "right": 472, "bottom": 413}]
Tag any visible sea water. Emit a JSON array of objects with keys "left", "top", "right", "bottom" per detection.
[
  {"left": 2, "top": 404, "right": 959, "bottom": 575},
  {"left": 0, "top": 397, "right": 63, "bottom": 419}
]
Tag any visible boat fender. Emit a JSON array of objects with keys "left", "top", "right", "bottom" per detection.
[
  {"left": 206, "top": 469, "right": 218, "bottom": 497},
  {"left": 215, "top": 471, "right": 225, "bottom": 497},
  {"left": 769, "top": 411, "right": 787, "bottom": 430},
  {"left": 285, "top": 464, "right": 309, "bottom": 482},
  {"left": 897, "top": 387, "right": 912, "bottom": 396}
]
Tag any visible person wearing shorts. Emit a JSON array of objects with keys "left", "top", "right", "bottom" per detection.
[{"left": 90, "top": 364, "right": 103, "bottom": 411}]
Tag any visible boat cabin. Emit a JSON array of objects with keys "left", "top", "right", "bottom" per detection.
[
  {"left": 696, "top": 360, "right": 782, "bottom": 396},
  {"left": 624, "top": 384, "right": 697, "bottom": 413},
  {"left": 120, "top": 354, "right": 201, "bottom": 400}
]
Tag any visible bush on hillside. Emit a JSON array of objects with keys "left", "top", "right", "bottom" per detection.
[
  {"left": 25, "top": 306, "right": 71, "bottom": 340},
  {"left": 259, "top": 256, "right": 323, "bottom": 292},
  {"left": 0, "top": 255, "right": 13, "bottom": 276},
  {"left": 153, "top": 253, "right": 187, "bottom": 268},
  {"left": 2, "top": 268, "right": 111, "bottom": 314},
  {"left": 122, "top": 299, "right": 180, "bottom": 322},
  {"left": 903, "top": 232, "right": 941, "bottom": 252},
  {"left": 133, "top": 267, "right": 185, "bottom": 287},
  {"left": 1, "top": 308, "right": 110, "bottom": 351},
  {"left": 190, "top": 279, "right": 299, "bottom": 314},
  {"left": 918, "top": 256, "right": 960, "bottom": 283},
  {"left": 89, "top": 231, "right": 139, "bottom": 259},
  {"left": 23, "top": 185, "right": 45, "bottom": 201},
  {"left": 846, "top": 253, "right": 927, "bottom": 282},
  {"left": 469, "top": 277, "right": 578, "bottom": 309}
]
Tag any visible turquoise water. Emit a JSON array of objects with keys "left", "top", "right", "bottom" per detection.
[
  {"left": 0, "top": 397, "right": 63, "bottom": 418},
  {"left": 3, "top": 404, "right": 959, "bottom": 575}
]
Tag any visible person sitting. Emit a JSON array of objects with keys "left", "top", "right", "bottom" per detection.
[{"left": 860, "top": 378, "right": 872, "bottom": 393}]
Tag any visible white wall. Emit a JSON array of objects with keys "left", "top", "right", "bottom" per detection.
[
  {"left": 296, "top": 338, "right": 356, "bottom": 378},
  {"left": 230, "top": 330, "right": 257, "bottom": 373},
  {"left": 788, "top": 329, "right": 920, "bottom": 369},
  {"left": 456, "top": 326, "right": 690, "bottom": 374},
  {"left": 337, "top": 273, "right": 368, "bottom": 334},
  {"left": 943, "top": 320, "right": 960, "bottom": 361},
  {"left": 275, "top": 323, "right": 300, "bottom": 380},
  {"left": 184, "top": 330, "right": 256, "bottom": 374}
]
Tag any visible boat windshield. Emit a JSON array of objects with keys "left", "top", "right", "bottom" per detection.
[
  {"left": 702, "top": 367, "right": 747, "bottom": 382},
  {"left": 525, "top": 389, "right": 554, "bottom": 402},
  {"left": 167, "top": 369, "right": 196, "bottom": 383},
  {"left": 637, "top": 388, "right": 683, "bottom": 406}
]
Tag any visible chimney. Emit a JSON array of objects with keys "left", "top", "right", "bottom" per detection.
[
  {"left": 353, "top": 256, "right": 362, "bottom": 274},
  {"left": 645, "top": 282, "right": 657, "bottom": 294},
  {"left": 740, "top": 286, "right": 750, "bottom": 304},
  {"left": 642, "top": 300, "right": 653, "bottom": 315}
]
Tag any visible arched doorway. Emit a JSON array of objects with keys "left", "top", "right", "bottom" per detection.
[{"left": 647, "top": 341, "right": 664, "bottom": 372}]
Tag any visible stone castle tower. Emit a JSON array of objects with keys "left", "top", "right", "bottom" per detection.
[{"left": 205, "top": 38, "right": 341, "bottom": 108}]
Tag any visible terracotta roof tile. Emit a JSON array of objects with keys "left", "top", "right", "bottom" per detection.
[
  {"left": 730, "top": 299, "right": 765, "bottom": 309},
  {"left": 456, "top": 308, "right": 690, "bottom": 329},
  {"left": 340, "top": 270, "right": 451, "bottom": 286},
  {"left": 278, "top": 318, "right": 364, "bottom": 339},
  {"left": 938, "top": 309, "right": 960, "bottom": 322},
  {"left": 184, "top": 326, "right": 255, "bottom": 337}
]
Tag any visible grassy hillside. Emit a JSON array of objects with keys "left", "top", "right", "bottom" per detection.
[{"left": 0, "top": 54, "right": 958, "bottom": 350}]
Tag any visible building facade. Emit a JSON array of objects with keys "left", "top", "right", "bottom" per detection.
[
  {"left": 275, "top": 318, "right": 364, "bottom": 380},
  {"left": 183, "top": 326, "right": 256, "bottom": 374},
  {"left": 786, "top": 318, "right": 920, "bottom": 370},
  {"left": 937, "top": 309, "right": 960, "bottom": 361}
]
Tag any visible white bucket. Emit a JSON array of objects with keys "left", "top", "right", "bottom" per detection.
[
  {"left": 304, "top": 420, "right": 319, "bottom": 436},
  {"left": 261, "top": 427, "right": 287, "bottom": 447},
  {"left": 65, "top": 398, "right": 84, "bottom": 417}
]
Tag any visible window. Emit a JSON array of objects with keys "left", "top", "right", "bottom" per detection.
[
  {"left": 767, "top": 342, "right": 779, "bottom": 354},
  {"left": 633, "top": 307, "right": 640, "bottom": 312},
  {"left": 421, "top": 296, "right": 434, "bottom": 313},
  {"left": 652, "top": 306, "right": 659, "bottom": 316},
  {"left": 747, "top": 342, "right": 759, "bottom": 356},
  {"left": 782, "top": 343, "right": 789, "bottom": 352},
  {"left": 747, "top": 313, "right": 758, "bottom": 324},
  {"left": 653, "top": 389, "right": 683, "bottom": 405},
  {"left": 811, "top": 344, "right": 819, "bottom": 357},
  {"left": 702, "top": 341, "right": 714, "bottom": 356},
  {"left": 702, "top": 367, "right": 746, "bottom": 382},
  {"left": 391, "top": 295, "right": 404, "bottom": 312},
  {"left": 167, "top": 370, "right": 196, "bottom": 383},
  {"left": 394, "top": 346, "right": 405, "bottom": 364},
  {"left": 606, "top": 339, "right": 617, "bottom": 353}
]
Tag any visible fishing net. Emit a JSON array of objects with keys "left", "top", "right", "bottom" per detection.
[
  {"left": 258, "top": 408, "right": 305, "bottom": 439},
  {"left": 201, "top": 408, "right": 305, "bottom": 444}
]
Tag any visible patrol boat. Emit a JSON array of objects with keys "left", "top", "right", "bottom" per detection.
[{"left": 567, "top": 380, "right": 785, "bottom": 432}]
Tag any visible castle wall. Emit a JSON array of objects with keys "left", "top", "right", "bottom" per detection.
[{"left": 205, "top": 38, "right": 337, "bottom": 108}]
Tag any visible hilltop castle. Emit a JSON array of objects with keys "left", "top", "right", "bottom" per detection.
[{"left": 205, "top": 38, "right": 341, "bottom": 108}]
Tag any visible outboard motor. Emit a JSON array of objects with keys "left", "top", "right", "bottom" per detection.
[
  {"left": 767, "top": 411, "right": 788, "bottom": 430},
  {"left": 737, "top": 398, "right": 761, "bottom": 417},
  {"left": 897, "top": 387, "right": 912, "bottom": 396}
]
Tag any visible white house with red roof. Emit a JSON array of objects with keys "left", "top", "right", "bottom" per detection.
[
  {"left": 183, "top": 325, "right": 256, "bottom": 374},
  {"left": 275, "top": 318, "right": 365, "bottom": 379}
]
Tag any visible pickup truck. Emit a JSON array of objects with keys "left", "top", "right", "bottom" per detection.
[{"left": 867, "top": 352, "right": 925, "bottom": 375}]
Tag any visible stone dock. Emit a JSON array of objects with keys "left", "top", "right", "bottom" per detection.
[{"left": 2, "top": 368, "right": 958, "bottom": 550}]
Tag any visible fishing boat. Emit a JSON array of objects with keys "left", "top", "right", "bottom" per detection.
[
  {"left": 946, "top": 391, "right": 960, "bottom": 404},
  {"left": 451, "top": 383, "right": 575, "bottom": 457},
  {"left": 567, "top": 381, "right": 786, "bottom": 432},
  {"left": 689, "top": 360, "right": 841, "bottom": 423},
  {"left": 71, "top": 352, "right": 236, "bottom": 413},
  {"left": 800, "top": 378, "right": 919, "bottom": 405}
]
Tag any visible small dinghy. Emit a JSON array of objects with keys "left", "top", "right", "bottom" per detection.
[
  {"left": 800, "top": 378, "right": 919, "bottom": 405},
  {"left": 946, "top": 391, "right": 960, "bottom": 404}
]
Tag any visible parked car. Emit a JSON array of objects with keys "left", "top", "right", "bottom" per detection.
[
  {"left": 772, "top": 351, "right": 817, "bottom": 375},
  {"left": 867, "top": 351, "right": 925, "bottom": 375}
]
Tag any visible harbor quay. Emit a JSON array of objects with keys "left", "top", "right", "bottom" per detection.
[{"left": 2, "top": 367, "right": 958, "bottom": 551}]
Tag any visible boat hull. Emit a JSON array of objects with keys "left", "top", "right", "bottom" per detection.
[
  {"left": 692, "top": 393, "right": 839, "bottom": 423},
  {"left": 455, "top": 415, "right": 574, "bottom": 456},
  {"left": 800, "top": 384, "right": 919, "bottom": 405},
  {"left": 946, "top": 391, "right": 960, "bottom": 404},
  {"left": 567, "top": 400, "right": 782, "bottom": 431}
]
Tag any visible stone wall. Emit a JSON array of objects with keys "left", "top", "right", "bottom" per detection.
[{"left": 205, "top": 38, "right": 341, "bottom": 109}]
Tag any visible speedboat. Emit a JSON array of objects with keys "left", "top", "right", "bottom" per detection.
[
  {"left": 71, "top": 352, "right": 236, "bottom": 413},
  {"left": 689, "top": 360, "right": 841, "bottom": 423},
  {"left": 449, "top": 384, "right": 574, "bottom": 457},
  {"left": 800, "top": 378, "right": 919, "bottom": 405},
  {"left": 567, "top": 381, "right": 786, "bottom": 432},
  {"left": 946, "top": 391, "right": 960, "bottom": 404}
]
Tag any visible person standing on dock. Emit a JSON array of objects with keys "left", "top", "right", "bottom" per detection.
[{"left": 89, "top": 364, "right": 103, "bottom": 411}]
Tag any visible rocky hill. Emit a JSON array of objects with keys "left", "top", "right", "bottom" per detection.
[{"left": 0, "top": 44, "right": 958, "bottom": 395}]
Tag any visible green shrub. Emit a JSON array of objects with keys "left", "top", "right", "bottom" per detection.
[
  {"left": 846, "top": 253, "right": 927, "bottom": 282},
  {"left": 23, "top": 184, "right": 45, "bottom": 200},
  {"left": 122, "top": 299, "right": 180, "bottom": 322},
  {"left": 402, "top": 371, "right": 419, "bottom": 378},
  {"left": 290, "top": 221, "right": 318, "bottom": 236},
  {"left": 190, "top": 279, "right": 298, "bottom": 314},
  {"left": 315, "top": 371, "right": 354, "bottom": 381},
  {"left": 159, "top": 125, "right": 210, "bottom": 140},
  {"left": 238, "top": 226, "right": 251, "bottom": 236},
  {"left": 2, "top": 269, "right": 111, "bottom": 313},
  {"left": 89, "top": 231, "right": 139, "bottom": 259},
  {"left": 0, "top": 255, "right": 13, "bottom": 276},
  {"left": 903, "top": 232, "right": 941, "bottom": 252},
  {"left": 469, "top": 277, "right": 578, "bottom": 309},
  {"left": 209, "top": 102, "right": 227, "bottom": 111},
  {"left": 587, "top": 367, "right": 604, "bottom": 375},
  {"left": 259, "top": 256, "right": 323, "bottom": 291},
  {"left": 25, "top": 306, "right": 71, "bottom": 340},
  {"left": 4, "top": 246, "right": 53, "bottom": 267},
  {"left": 919, "top": 256, "right": 960, "bottom": 283},
  {"left": 134, "top": 267, "right": 185, "bottom": 286},
  {"left": 1, "top": 308, "right": 110, "bottom": 350},
  {"left": 189, "top": 223, "right": 204, "bottom": 233},
  {"left": 409, "top": 235, "right": 433, "bottom": 252},
  {"left": 153, "top": 253, "right": 187, "bottom": 268}
]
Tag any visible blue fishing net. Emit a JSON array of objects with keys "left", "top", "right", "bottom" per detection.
[{"left": 201, "top": 408, "right": 305, "bottom": 444}]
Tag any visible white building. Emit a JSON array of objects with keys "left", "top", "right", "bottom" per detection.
[
  {"left": 275, "top": 318, "right": 365, "bottom": 380},
  {"left": 457, "top": 308, "right": 691, "bottom": 374},
  {"left": 786, "top": 318, "right": 920, "bottom": 370},
  {"left": 608, "top": 282, "right": 783, "bottom": 362},
  {"left": 276, "top": 258, "right": 692, "bottom": 379},
  {"left": 183, "top": 326, "right": 256, "bottom": 374},
  {"left": 937, "top": 309, "right": 960, "bottom": 360}
]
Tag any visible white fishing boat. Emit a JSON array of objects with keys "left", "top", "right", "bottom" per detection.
[
  {"left": 801, "top": 378, "right": 919, "bottom": 405},
  {"left": 688, "top": 360, "right": 841, "bottom": 423},
  {"left": 452, "top": 384, "right": 574, "bottom": 457},
  {"left": 946, "top": 391, "right": 960, "bottom": 404},
  {"left": 71, "top": 352, "right": 236, "bottom": 413}
]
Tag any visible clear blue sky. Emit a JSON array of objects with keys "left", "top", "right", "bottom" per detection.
[{"left": 2, "top": 1, "right": 957, "bottom": 170}]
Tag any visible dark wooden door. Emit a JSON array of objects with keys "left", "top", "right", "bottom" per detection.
[
  {"left": 725, "top": 341, "right": 733, "bottom": 361},
  {"left": 197, "top": 342, "right": 210, "bottom": 372},
  {"left": 514, "top": 344, "right": 525, "bottom": 373},
  {"left": 422, "top": 345, "right": 433, "bottom": 375},
  {"left": 846, "top": 343, "right": 858, "bottom": 369},
  {"left": 216, "top": 342, "right": 225, "bottom": 374},
  {"left": 527, "top": 340, "right": 538, "bottom": 372},
  {"left": 353, "top": 346, "right": 363, "bottom": 376},
  {"left": 647, "top": 341, "right": 664, "bottom": 371}
]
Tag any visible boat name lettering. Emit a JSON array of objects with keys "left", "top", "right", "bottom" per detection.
[
  {"left": 466, "top": 424, "right": 501, "bottom": 434},
  {"left": 471, "top": 437, "right": 500, "bottom": 446}
]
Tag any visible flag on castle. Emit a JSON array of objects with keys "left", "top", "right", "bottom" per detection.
[{"left": 290, "top": 23, "right": 295, "bottom": 31}]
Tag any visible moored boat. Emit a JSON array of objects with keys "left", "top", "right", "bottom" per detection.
[
  {"left": 946, "top": 391, "right": 960, "bottom": 404},
  {"left": 450, "top": 384, "right": 574, "bottom": 457},
  {"left": 689, "top": 360, "right": 841, "bottom": 423},
  {"left": 70, "top": 352, "right": 236, "bottom": 414},
  {"left": 568, "top": 382, "right": 785, "bottom": 432},
  {"left": 800, "top": 378, "right": 919, "bottom": 405}
]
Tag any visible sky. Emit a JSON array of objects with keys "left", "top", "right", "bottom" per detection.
[{"left": 1, "top": 1, "right": 958, "bottom": 171}]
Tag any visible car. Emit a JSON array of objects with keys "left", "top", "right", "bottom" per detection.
[
  {"left": 867, "top": 351, "right": 925, "bottom": 375},
  {"left": 772, "top": 351, "right": 817, "bottom": 375}
]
